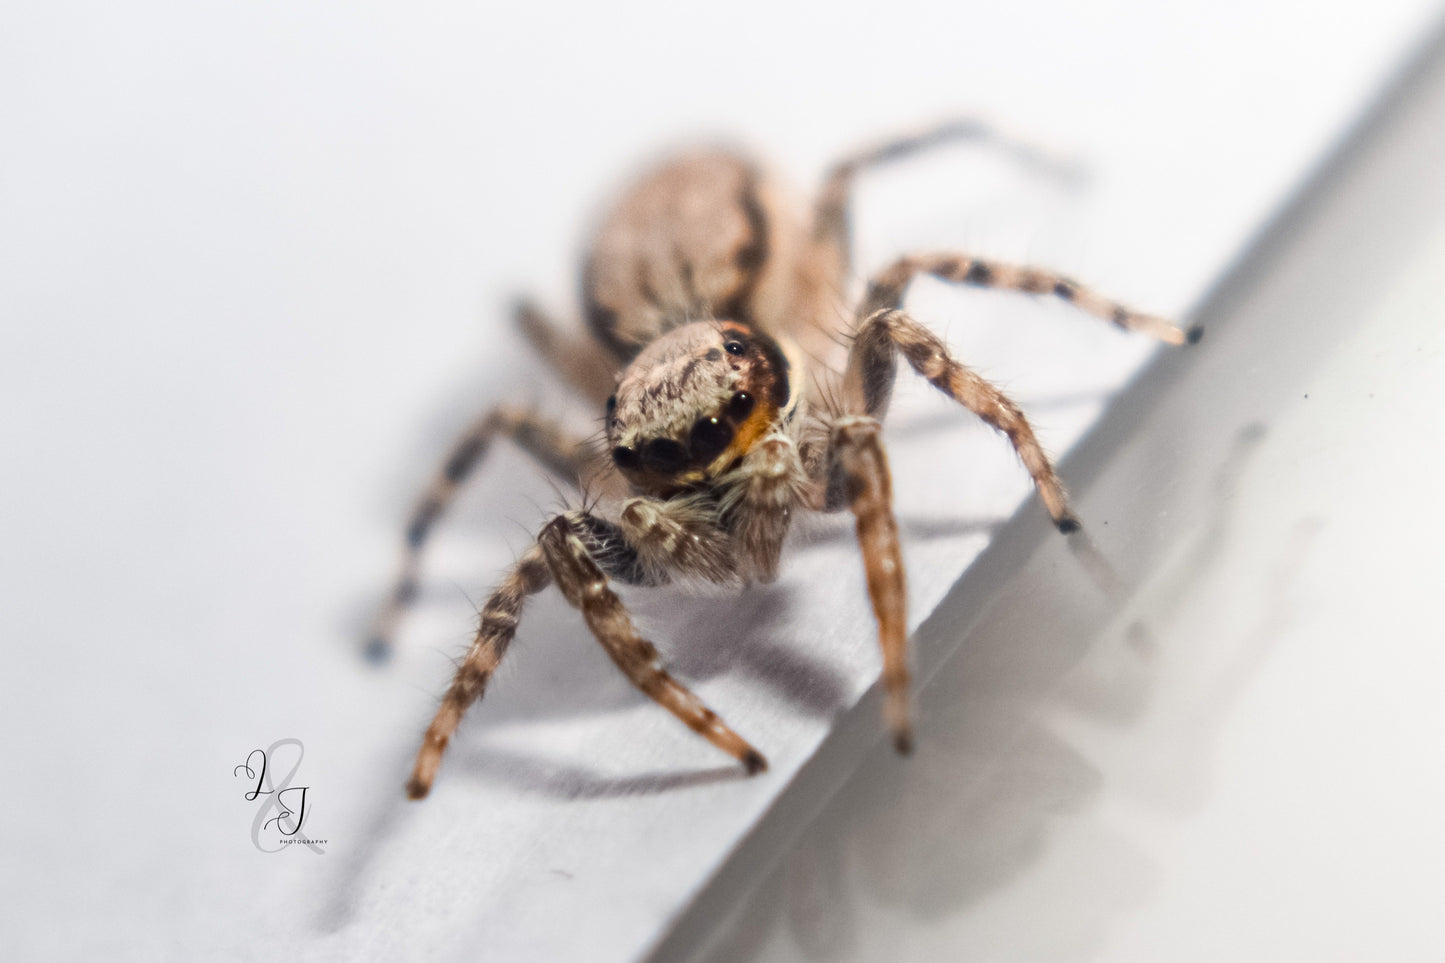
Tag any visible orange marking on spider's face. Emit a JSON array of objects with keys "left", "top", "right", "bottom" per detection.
[{"left": 716, "top": 393, "right": 777, "bottom": 465}]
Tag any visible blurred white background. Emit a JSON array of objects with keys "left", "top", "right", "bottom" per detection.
[{"left": 2, "top": 1, "right": 1442, "bottom": 960}]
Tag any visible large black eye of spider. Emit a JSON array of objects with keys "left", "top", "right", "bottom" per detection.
[
  {"left": 689, "top": 416, "right": 733, "bottom": 462},
  {"left": 611, "top": 445, "right": 640, "bottom": 471},
  {"left": 641, "top": 438, "right": 688, "bottom": 473},
  {"left": 723, "top": 338, "right": 746, "bottom": 356},
  {"left": 726, "top": 391, "right": 755, "bottom": 420}
]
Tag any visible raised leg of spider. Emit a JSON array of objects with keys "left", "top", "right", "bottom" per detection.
[
  {"left": 846, "top": 306, "right": 1083, "bottom": 533},
  {"left": 366, "top": 406, "right": 596, "bottom": 663},
  {"left": 825, "top": 414, "right": 912, "bottom": 752},
  {"left": 514, "top": 298, "right": 620, "bottom": 406},
  {"left": 404, "top": 509, "right": 765, "bottom": 797},
  {"left": 859, "top": 252, "right": 1202, "bottom": 345}
]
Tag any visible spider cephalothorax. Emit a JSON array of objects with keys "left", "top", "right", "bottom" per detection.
[
  {"left": 607, "top": 320, "right": 796, "bottom": 496},
  {"left": 372, "top": 121, "right": 1195, "bottom": 799}
]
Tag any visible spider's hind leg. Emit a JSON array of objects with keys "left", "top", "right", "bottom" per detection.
[{"left": 811, "top": 118, "right": 1083, "bottom": 275}]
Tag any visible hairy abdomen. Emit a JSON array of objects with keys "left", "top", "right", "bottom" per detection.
[{"left": 582, "top": 150, "right": 837, "bottom": 360}]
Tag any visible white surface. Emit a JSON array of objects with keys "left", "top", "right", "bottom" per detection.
[
  {"left": 1, "top": 2, "right": 1440, "bottom": 960},
  {"left": 670, "top": 26, "right": 1445, "bottom": 960}
]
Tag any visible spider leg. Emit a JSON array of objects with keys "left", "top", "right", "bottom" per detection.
[
  {"left": 514, "top": 298, "right": 620, "bottom": 407},
  {"left": 406, "top": 543, "right": 552, "bottom": 799},
  {"left": 846, "top": 307, "right": 1080, "bottom": 533},
  {"left": 826, "top": 415, "right": 912, "bottom": 753},
  {"left": 537, "top": 513, "right": 767, "bottom": 774},
  {"left": 812, "top": 118, "right": 1081, "bottom": 272},
  {"left": 406, "top": 507, "right": 762, "bottom": 796},
  {"left": 860, "top": 253, "right": 1200, "bottom": 344},
  {"left": 367, "top": 406, "right": 598, "bottom": 662}
]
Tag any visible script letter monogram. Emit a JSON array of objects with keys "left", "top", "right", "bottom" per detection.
[{"left": 233, "top": 739, "right": 324, "bottom": 854}]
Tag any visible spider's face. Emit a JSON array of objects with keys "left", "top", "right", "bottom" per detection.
[{"left": 606, "top": 320, "right": 791, "bottom": 494}]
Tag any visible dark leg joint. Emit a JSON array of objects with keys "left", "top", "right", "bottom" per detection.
[
  {"left": 407, "top": 503, "right": 440, "bottom": 548},
  {"left": 742, "top": 749, "right": 768, "bottom": 775},
  {"left": 1186, "top": 324, "right": 1204, "bottom": 345},
  {"left": 1056, "top": 515, "right": 1082, "bottom": 535},
  {"left": 444, "top": 437, "right": 487, "bottom": 482}
]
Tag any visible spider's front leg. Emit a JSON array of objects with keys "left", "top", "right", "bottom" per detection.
[
  {"left": 406, "top": 542, "right": 553, "bottom": 798},
  {"left": 405, "top": 508, "right": 766, "bottom": 799},
  {"left": 536, "top": 512, "right": 768, "bottom": 774},
  {"left": 825, "top": 415, "right": 913, "bottom": 753}
]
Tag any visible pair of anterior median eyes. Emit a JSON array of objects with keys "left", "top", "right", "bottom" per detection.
[{"left": 608, "top": 386, "right": 759, "bottom": 476}]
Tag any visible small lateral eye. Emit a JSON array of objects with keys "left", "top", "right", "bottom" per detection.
[
  {"left": 726, "top": 391, "right": 755, "bottom": 420},
  {"left": 689, "top": 416, "right": 733, "bottom": 462},
  {"left": 723, "top": 339, "right": 746, "bottom": 356},
  {"left": 605, "top": 394, "right": 617, "bottom": 415},
  {"left": 611, "top": 445, "right": 640, "bottom": 470}
]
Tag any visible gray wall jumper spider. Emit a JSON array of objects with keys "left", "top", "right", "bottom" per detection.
[{"left": 370, "top": 120, "right": 1198, "bottom": 799}]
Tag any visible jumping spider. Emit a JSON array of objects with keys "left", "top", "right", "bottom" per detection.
[{"left": 371, "top": 120, "right": 1198, "bottom": 799}]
